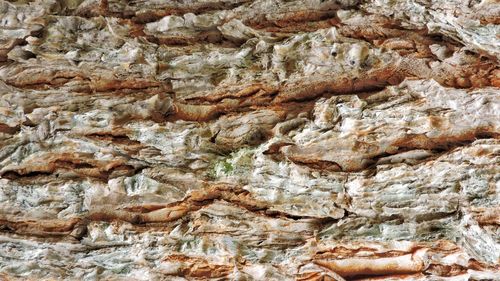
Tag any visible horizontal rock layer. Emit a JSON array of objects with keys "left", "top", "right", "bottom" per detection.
[{"left": 0, "top": 0, "right": 499, "bottom": 280}]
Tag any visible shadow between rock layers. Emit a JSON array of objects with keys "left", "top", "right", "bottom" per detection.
[{"left": 0, "top": 0, "right": 499, "bottom": 280}]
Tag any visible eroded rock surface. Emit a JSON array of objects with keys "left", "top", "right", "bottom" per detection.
[{"left": 0, "top": 0, "right": 499, "bottom": 280}]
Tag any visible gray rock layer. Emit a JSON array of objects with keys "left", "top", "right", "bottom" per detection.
[{"left": 0, "top": 0, "right": 499, "bottom": 280}]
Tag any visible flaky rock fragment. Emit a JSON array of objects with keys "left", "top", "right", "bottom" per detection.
[
  {"left": 314, "top": 249, "right": 427, "bottom": 277},
  {"left": 211, "top": 109, "right": 284, "bottom": 149},
  {"left": 0, "top": 0, "right": 499, "bottom": 280}
]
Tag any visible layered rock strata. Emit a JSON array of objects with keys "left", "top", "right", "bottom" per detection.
[{"left": 0, "top": 0, "right": 499, "bottom": 280}]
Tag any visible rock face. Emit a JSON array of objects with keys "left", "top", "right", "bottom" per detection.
[{"left": 0, "top": 0, "right": 499, "bottom": 280}]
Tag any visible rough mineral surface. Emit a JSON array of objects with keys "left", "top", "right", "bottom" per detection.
[{"left": 0, "top": 0, "right": 499, "bottom": 280}]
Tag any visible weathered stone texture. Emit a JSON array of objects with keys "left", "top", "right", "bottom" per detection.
[{"left": 0, "top": 0, "right": 499, "bottom": 280}]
